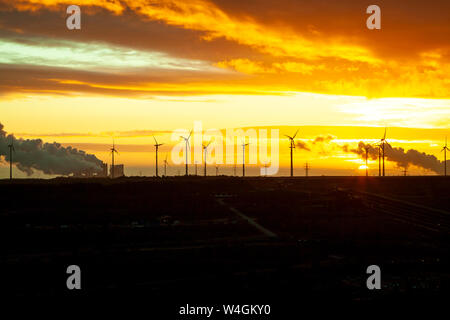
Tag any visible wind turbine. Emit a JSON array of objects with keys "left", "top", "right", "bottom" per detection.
[
  {"left": 163, "top": 153, "right": 169, "bottom": 176},
  {"left": 378, "top": 128, "right": 391, "bottom": 177},
  {"left": 110, "top": 140, "right": 118, "bottom": 178},
  {"left": 285, "top": 129, "right": 298, "bottom": 177},
  {"left": 7, "top": 137, "right": 15, "bottom": 180},
  {"left": 242, "top": 140, "right": 250, "bottom": 177},
  {"left": 442, "top": 137, "right": 449, "bottom": 176},
  {"left": 202, "top": 141, "right": 212, "bottom": 177},
  {"left": 364, "top": 144, "right": 370, "bottom": 177},
  {"left": 153, "top": 136, "right": 163, "bottom": 177},
  {"left": 180, "top": 130, "right": 192, "bottom": 176},
  {"left": 376, "top": 144, "right": 381, "bottom": 176}
]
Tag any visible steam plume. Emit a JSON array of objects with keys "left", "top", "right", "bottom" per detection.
[
  {"left": 348, "top": 141, "right": 447, "bottom": 174},
  {"left": 0, "top": 122, "right": 103, "bottom": 176}
]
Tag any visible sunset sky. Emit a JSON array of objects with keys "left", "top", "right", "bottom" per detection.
[{"left": 0, "top": 0, "right": 449, "bottom": 177}]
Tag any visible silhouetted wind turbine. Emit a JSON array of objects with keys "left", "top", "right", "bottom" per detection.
[
  {"left": 163, "top": 153, "right": 169, "bottom": 176},
  {"left": 242, "top": 140, "right": 250, "bottom": 177},
  {"left": 8, "top": 137, "right": 15, "bottom": 180},
  {"left": 202, "top": 141, "right": 212, "bottom": 177},
  {"left": 378, "top": 128, "right": 391, "bottom": 176},
  {"left": 285, "top": 129, "right": 298, "bottom": 177},
  {"left": 442, "top": 137, "right": 449, "bottom": 176},
  {"left": 364, "top": 144, "right": 370, "bottom": 177},
  {"left": 110, "top": 140, "right": 118, "bottom": 178},
  {"left": 180, "top": 130, "right": 192, "bottom": 176},
  {"left": 376, "top": 144, "right": 381, "bottom": 176},
  {"left": 153, "top": 136, "right": 163, "bottom": 177}
]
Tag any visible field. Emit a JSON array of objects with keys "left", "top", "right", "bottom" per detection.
[{"left": 1, "top": 176, "right": 449, "bottom": 309}]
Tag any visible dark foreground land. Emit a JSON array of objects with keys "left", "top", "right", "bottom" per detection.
[{"left": 0, "top": 176, "right": 449, "bottom": 309}]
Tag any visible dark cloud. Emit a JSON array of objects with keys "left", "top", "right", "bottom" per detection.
[
  {"left": 0, "top": 8, "right": 262, "bottom": 63},
  {"left": 1, "top": 1, "right": 449, "bottom": 98},
  {"left": 3, "top": 0, "right": 449, "bottom": 63},
  {"left": 211, "top": 0, "right": 450, "bottom": 60},
  {"left": 0, "top": 63, "right": 243, "bottom": 97}
]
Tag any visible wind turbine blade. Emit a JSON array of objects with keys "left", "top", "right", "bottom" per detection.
[
  {"left": 383, "top": 128, "right": 387, "bottom": 140},
  {"left": 293, "top": 129, "right": 299, "bottom": 139},
  {"left": 187, "top": 130, "right": 192, "bottom": 140},
  {"left": 284, "top": 135, "right": 292, "bottom": 139},
  {"left": 153, "top": 135, "right": 158, "bottom": 145}
]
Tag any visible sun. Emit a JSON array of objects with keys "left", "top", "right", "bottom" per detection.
[{"left": 358, "top": 165, "right": 368, "bottom": 170}]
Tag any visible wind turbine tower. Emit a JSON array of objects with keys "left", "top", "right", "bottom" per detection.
[
  {"left": 153, "top": 136, "right": 163, "bottom": 177},
  {"left": 285, "top": 130, "right": 298, "bottom": 177},
  {"left": 364, "top": 145, "right": 370, "bottom": 177},
  {"left": 110, "top": 140, "right": 118, "bottom": 178},
  {"left": 442, "top": 137, "right": 449, "bottom": 176},
  {"left": 8, "top": 137, "right": 15, "bottom": 180},
  {"left": 163, "top": 153, "right": 169, "bottom": 176},
  {"left": 242, "top": 140, "right": 249, "bottom": 177},
  {"left": 180, "top": 130, "right": 192, "bottom": 176},
  {"left": 378, "top": 128, "right": 391, "bottom": 177},
  {"left": 377, "top": 144, "right": 381, "bottom": 176},
  {"left": 202, "top": 141, "right": 212, "bottom": 177}
]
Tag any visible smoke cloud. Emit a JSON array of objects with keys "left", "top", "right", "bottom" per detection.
[
  {"left": 348, "top": 141, "right": 447, "bottom": 174},
  {"left": 296, "top": 135, "right": 335, "bottom": 153},
  {"left": 295, "top": 134, "right": 335, "bottom": 152},
  {"left": 296, "top": 141, "right": 311, "bottom": 151},
  {"left": 313, "top": 135, "right": 334, "bottom": 144},
  {"left": 0, "top": 122, "right": 103, "bottom": 176}
]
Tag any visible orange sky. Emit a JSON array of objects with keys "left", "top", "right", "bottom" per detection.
[{"left": 0, "top": 0, "right": 449, "bottom": 177}]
